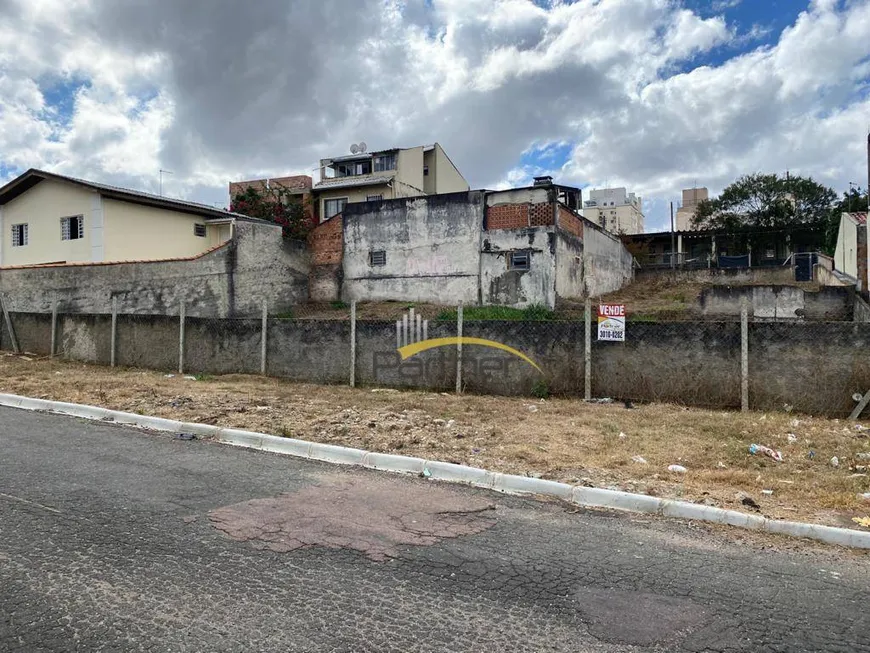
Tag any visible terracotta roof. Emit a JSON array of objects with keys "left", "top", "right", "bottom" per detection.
[
  {"left": 849, "top": 212, "right": 867, "bottom": 225},
  {"left": 0, "top": 168, "right": 271, "bottom": 224},
  {"left": 0, "top": 241, "right": 230, "bottom": 271}
]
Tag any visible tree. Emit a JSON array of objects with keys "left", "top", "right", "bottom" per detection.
[
  {"left": 229, "top": 183, "right": 310, "bottom": 240},
  {"left": 822, "top": 186, "right": 869, "bottom": 254},
  {"left": 692, "top": 172, "right": 836, "bottom": 231}
]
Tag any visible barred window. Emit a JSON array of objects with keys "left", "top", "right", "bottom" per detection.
[
  {"left": 61, "top": 215, "right": 84, "bottom": 240},
  {"left": 509, "top": 251, "right": 530, "bottom": 271},
  {"left": 194, "top": 223, "right": 207, "bottom": 237},
  {"left": 11, "top": 223, "right": 28, "bottom": 247},
  {"left": 370, "top": 250, "right": 386, "bottom": 266}
]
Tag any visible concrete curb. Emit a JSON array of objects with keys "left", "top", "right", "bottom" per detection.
[{"left": 2, "top": 391, "right": 869, "bottom": 550}]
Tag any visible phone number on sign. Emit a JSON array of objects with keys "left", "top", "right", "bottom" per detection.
[{"left": 599, "top": 329, "right": 624, "bottom": 340}]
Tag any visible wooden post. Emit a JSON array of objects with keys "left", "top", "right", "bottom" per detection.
[
  {"left": 110, "top": 296, "right": 117, "bottom": 367},
  {"left": 741, "top": 302, "right": 749, "bottom": 412},
  {"left": 584, "top": 298, "right": 592, "bottom": 401},
  {"left": 0, "top": 294, "right": 19, "bottom": 354},
  {"left": 178, "top": 301, "right": 186, "bottom": 375},
  {"left": 455, "top": 302, "right": 463, "bottom": 394},
  {"left": 260, "top": 300, "right": 268, "bottom": 375},
  {"left": 50, "top": 300, "right": 58, "bottom": 359},
  {"left": 349, "top": 301, "right": 357, "bottom": 388}
]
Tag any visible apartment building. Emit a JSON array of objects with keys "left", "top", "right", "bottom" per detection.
[
  {"left": 581, "top": 187, "right": 644, "bottom": 234},
  {"left": 313, "top": 143, "right": 469, "bottom": 221},
  {"left": 675, "top": 187, "right": 709, "bottom": 231}
]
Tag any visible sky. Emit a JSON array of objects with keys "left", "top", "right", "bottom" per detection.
[{"left": 0, "top": 0, "right": 869, "bottom": 231}]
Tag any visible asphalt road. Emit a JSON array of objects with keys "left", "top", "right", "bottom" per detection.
[{"left": 1, "top": 407, "right": 869, "bottom": 652}]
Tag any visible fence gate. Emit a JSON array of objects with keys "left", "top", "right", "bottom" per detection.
[{"left": 793, "top": 252, "right": 816, "bottom": 282}]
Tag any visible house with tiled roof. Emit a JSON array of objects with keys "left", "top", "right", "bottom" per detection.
[{"left": 834, "top": 211, "right": 868, "bottom": 289}]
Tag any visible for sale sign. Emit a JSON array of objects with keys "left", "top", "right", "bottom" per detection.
[{"left": 597, "top": 304, "right": 625, "bottom": 342}]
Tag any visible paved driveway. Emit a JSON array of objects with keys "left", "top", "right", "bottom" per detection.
[{"left": 1, "top": 407, "right": 868, "bottom": 652}]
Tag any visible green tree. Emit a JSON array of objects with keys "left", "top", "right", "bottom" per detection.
[
  {"left": 823, "top": 186, "right": 869, "bottom": 254},
  {"left": 692, "top": 172, "right": 836, "bottom": 231},
  {"left": 230, "top": 183, "right": 310, "bottom": 240}
]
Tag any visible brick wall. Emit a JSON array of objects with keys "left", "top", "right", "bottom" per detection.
[
  {"left": 557, "top": 205, "right": 584, "bottom": 238},
  {"left": 308, "top": 214, "right": 343, "bottom": 265},
  {"left": 486, "top": 202, "right": 553, "bottom": 230}
]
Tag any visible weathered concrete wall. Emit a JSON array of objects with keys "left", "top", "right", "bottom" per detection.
[
  {"left": 700, "top": 285, "right": 854, "bottom": 320},
  {"left": 0, "top": 220, "right": 309, "bottom": 317},
  {"left": 581, "top": 223, "right": 633, "bottom": 298},
  {"left": 6, "top": 311, "right": 870, "bottom": 416},
  {"left": 554, "top": 231, "right": 585, "bottom": 302},
  {"left": 636, "top": 266, "right": 797, "bottom": 285},
  {"left": 342, "top": 192, "right": 483, "bottom": 304},
  {"left": 480, "top": 228, "right": 556, "bottom": 307},
  {"left": 855, "top": 295, "right": 870, "bottom": 322}
]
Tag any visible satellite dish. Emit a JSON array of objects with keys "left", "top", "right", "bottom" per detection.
[
  {"left": 350, "top": 143, "right": 360, "bottom": 154},
  {"left": 358, "top": 142, "right": 367, "bottom": 154}
]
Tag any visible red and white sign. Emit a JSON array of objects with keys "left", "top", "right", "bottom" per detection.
[{"left": 597, "top": 304, "right": 626, "bottom": 341}]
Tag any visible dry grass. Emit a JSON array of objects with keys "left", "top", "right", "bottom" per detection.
[{"left": 3, "top": 353, "right": 870, "bottom": 530}]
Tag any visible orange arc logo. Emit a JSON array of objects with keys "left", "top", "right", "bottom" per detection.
[{"left": 397, "top": 337, "right": 542, "bottom": 373}]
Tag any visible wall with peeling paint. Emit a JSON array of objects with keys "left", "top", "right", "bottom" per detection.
[{"left": 480, "top": 227, "right": 556, "bottom": 307}]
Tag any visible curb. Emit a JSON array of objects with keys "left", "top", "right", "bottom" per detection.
[{"left": 2, "top": 392, "right": 869, "bottom": 550}]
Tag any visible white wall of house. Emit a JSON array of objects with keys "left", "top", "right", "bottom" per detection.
[
  {"left": 834, "top": 213, "right": 858, "bottom": 280},
  {"left": 432, "top": 143, "right": 470, "bottom": 194},
  {"left": 0, "top": 179, "right": 95, "bottom": 267}
]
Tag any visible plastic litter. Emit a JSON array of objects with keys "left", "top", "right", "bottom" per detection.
[
  {"left": 527, "top": 405, "right": 539, "bottom": 413},
  {"left": 808, "top": 450, "right": 816, "bottom": 459},
  {"left": 761, "top": 489, "right": 774, "bottom": 495},
  {"left": 668, "top": 464, "right": 687, "bottom": 474},
  {"left": 853, "top": 517, "right": 870, "bottom": 528},
  {"left": 631, "top": 455, "right": 648, "bottom": 465},
  {"left": 830, "top": 456, "right": 840, "bottom": 468},
  {"left": 748, "top": 444, "right": 783, "bottom": 462},
  {"left": 786, "top": 433, "right": 798, "bottom": 444},
  {"left": 717, "top": 461, "right": 727, "bottom": 469},
  {"left": 183, "top": 375, "right": 197, "bottom": 381},
  {"left": 164, "top": 374, "right": 175, "bottom": 378},
  {"left": 586, "top": 398, "right": 614, "bottom": 404},
  {"left": 422, "top": 468, "right": 432, "bottom": 478},
  {"left": 175, "top": 432, "right": 196, "bottom": 441},
  {"left": 618, "top": 432, "right": 627, "bottom": 439},
  {"left": 856, "top": 452, "right": 870, "bottom": 461}
]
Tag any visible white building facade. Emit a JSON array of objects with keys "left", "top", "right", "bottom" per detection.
[{"left": 581, "top": 187, "right": 644, "bottom": 234}]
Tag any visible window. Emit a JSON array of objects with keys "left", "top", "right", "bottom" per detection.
[
  {"left": 423, "top": 165, "right": 429, "bottom": 177},
  {"left": 324, "top": 198, "right": 347, "bottom": 219},
  {"left": 374, "top": 153, "right": 397, "bottom": 172},
  {"left": 370, "top": 250, "right": 386, "bottom": 266},
  {"left": 366, "top": 194, "right": 383, "bottom": 202},
  {"left": 60, "top": 215, "right": 84, "bottom": 241},
  {"left": 335, "top": 161, "right": 371, "bottom": 177},
  {"left": 509, "top": 251, "right": 530, "bottom": 271},
  {"left": 194, "top": 223, "right": 207, "bottom": 237},
  {"left": 11, "top": 223, "right": 28, "bottom": 247}
]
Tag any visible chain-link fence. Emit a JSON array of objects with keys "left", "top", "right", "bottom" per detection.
[{"left": 1, "top": 294, "right": 869, "bottom": 417}]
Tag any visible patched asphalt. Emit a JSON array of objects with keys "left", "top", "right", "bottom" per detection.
[{"left": 1, "top": 406, "right": 869, "bottom": 652}]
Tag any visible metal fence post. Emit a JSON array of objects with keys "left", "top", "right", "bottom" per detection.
[
  {"left": 50, "top": 300, "right": 58, "bottom": 359},
  {"left": 584, "top": 298, "right": 592, "bottom": 401},
  {"left": 455, "top": 302, "right": 463, "bottom": 394},
  {"left": 178, "top": 301, "right": 186, "bottom": 375},
  {"left": 741, "top": 302, "right": 749, "bottom": 412},
  {"left": 0, "top": 294, "right": 19, "bottom": 354},
  {"left": 260, "top": 300, "right": 268, "bottom": 375},
  {"left": 350, "top": 300, "right": 357, "bottom": 388},
  {"left": 110, "top": 296, "right": 117, "bottom": 367}
]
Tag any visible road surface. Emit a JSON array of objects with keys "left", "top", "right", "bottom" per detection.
[{"left": 1, "top": 407, "right": 868, "bottom": 652}]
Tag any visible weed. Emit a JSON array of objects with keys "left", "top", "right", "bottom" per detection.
[
  {"left": 330, "top": 301, "right": 348, "bottom": 310},
  {"left": 531, "top": 379, "right": 550, "bottom": 399},
  {"left": 273, "top": 310, "right": 294, "bottom": 320},
  {"left": 194, "top": 373, "right": 213, "bottom": 382}
]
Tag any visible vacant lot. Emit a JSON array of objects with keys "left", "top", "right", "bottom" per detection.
[{"left": 2, "top": 354, "right": 869, "bottom": 530}]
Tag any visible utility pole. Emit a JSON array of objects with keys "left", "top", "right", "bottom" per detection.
[
  {"left": 159, "top": 169, "right": 173, "bottom": 196},
  {"left": 670, "top": 201, "right": 675, "bottom": 269}
]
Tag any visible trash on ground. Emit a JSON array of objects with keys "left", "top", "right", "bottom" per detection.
[
  {"left": 183, "top": 375, "right": 197, "bottom": 381},
  {"left": 786, "top": 433, "right": 798, "bottom": 444},
  {"left": 164, "top": 374, "right": 175, "bottom": 378},
  {"left": 175, "top": 432, "right": 197, "bottom": 441},
  {"left": 371, "top": 388, "right": 399, "bottom": 393},
  {"left": 808, "top": 450, "right": 816, "bottom": 459},
  {"left": 631, "top": 455, "right": 648, "bottom": 465},
  {"left": 618, "top": 431, "right": 627, "bottom": 439},
  {"left": 859, "top": 493, "right": 870, "bottom": 502},
  {"left": 736, "top": 491, "right": 761, "bottom": 512},
  {"left": 446, "top": 419, "right": 456, "bottom": 428},
  {"left": 855, "top": 424, "right": 869, "bottom": 432},
  {"left": 853, "top": 517, "right": 870, "bottom": 528},
  {"left": 586, "top": 398, "right": 613, "bottom": 404},
  {"left": 761, "top": 489, "right": 774, "bottom": 495},
  {"left": 717, "top": 461, "right": 727, "bottom": 469},
  {"left": 748, "top": 444, "right": 783, "bottom": 462},
  {"left": 527, "top": 405, "right": 538, "bottom": 413},
  {"left": 856, "top": 452, "right": 870, "bottom": 461},
  {"left": 830, "top": 456, "right": 840, "bottom": 468},
  {"left": 790, "top": 419, "right": 802, "bottom": 428},
  {"left": 667, "top": 464, "right": 687, "bottom": 474},
  {"left": 422, "top": 468, "right": 432, "bottom": 478}
]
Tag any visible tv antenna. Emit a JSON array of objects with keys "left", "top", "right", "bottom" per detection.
[{"left": 159, "top": 169, "right": 173, "bottom": 196}]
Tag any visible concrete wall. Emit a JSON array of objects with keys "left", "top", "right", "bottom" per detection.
[
  {"left": 1, "top": 179, "right": 96, "bottom": 266},
  {"left": 9, "top": 311, "right": 870, "bottom": 416},
  {"left": 635, "top": 266, "right": 797, "bottom": 286},
  {"left": 855, "top": 295, "right": 870, "bottom": 322},
  {"left": 342, "top": 192, "right": 483, "bottom": 304},
  {"left": 0, "top": 220, "right": 309, "bottom": 317},
  {"left": 581, "top": 223, "right": 634, "bottom": 297},
  {"left": 554, "top": 231, "right": 585, "bottom": 302},
  {"left": 395, "top": 147, "right": 425, "bottom": 197},
  {"left": 480, "top": 228, "right": 556, "bottom": 307},
  {"left": 699, "top": 285, "right": 854, "bottom": 321},
  {"left": 835, "top": 213, "right": 858, "bottom": 279}
]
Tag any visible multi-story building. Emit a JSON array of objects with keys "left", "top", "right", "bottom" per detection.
[
  {"left": 581, "top": 187, "right": 644, "bottom": 234},
  {"left": 675, "top": 187, "right": 709, "bottom": 231},
  {"left": 313, "top": 143, "right": 469, "bottom": 222}
]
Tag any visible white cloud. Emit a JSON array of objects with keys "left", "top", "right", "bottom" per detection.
[{"left": 0, "top": 0, "right": 866, "bottom": 229}]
